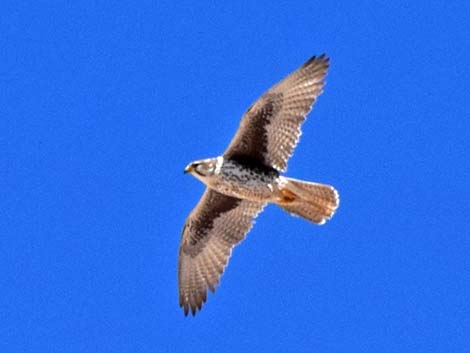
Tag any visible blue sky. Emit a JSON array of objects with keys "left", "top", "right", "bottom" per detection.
[{"left": 1, "top": 1, "right": 469, "bottom": 352}]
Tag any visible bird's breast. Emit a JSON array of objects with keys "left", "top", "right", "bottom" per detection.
[{"left": 210, "top": 160, "right": 279, "bottom": 202}]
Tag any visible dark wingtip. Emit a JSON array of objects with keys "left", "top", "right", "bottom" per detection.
[
  {"left": 181, "top": 301, "right": 200, "bottom": 317},
  {"left": 302, "top": 53, "right": 330, "bottom": 68}
]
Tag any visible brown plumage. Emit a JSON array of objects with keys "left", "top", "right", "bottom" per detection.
[
  {"left": 179, "top": 54, "right": 339, "bottom": 316},
  {"left": 225, "top": 54, "right": 329, "bottom": 171}
]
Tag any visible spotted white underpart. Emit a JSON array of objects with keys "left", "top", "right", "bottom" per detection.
[{"left": 209, "top": 158, "right": 280, "bottom": 202}]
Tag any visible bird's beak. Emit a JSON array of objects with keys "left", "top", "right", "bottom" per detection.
[{"left": 184, "top": 164, "right": 194, "bottom": 174}]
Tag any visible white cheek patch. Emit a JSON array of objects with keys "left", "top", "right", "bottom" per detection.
[{"left": 215, "top": 156, "right": 223, "bottom": 174}]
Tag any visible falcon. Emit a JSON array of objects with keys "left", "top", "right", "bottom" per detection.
[{"left": 179, "top": 54, "right": 339, "bottom": 316}]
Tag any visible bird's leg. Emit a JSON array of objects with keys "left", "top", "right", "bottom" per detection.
[{"left": 277, "top": 188, "right": 297, "bottom": 204}]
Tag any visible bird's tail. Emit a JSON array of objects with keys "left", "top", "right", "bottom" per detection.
[{"left": 276, "top": 177, "right": 339, "bottom": 224}]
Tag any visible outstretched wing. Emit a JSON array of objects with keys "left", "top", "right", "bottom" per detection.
[
  {"left": 178, "top": 188, "right": 266, "bottom": 316},
  {"left": 225, "top": 54, "right": 329, "bottom": 172}
]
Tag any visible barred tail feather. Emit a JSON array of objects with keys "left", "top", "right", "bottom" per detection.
[{"left": 277, "top": 177, "right": 339, "bottom": 224}]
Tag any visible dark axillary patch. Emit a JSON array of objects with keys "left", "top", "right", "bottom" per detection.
[
  {"left": 227, "top": 92, "right": 283, "bottom": 168},
  {"left": 182, "top": 190, "right": 241, "bottom": 256},
  {"left": 227, "top": 155, "right": 279, "bottom": 178}
]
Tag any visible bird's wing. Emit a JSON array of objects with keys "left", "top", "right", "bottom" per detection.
[
  {"left": 178, "top": 188, "right": 266, "bottom": 316},
  {"left": 225, "top": 54, "right": 329, "bottom": 172}
]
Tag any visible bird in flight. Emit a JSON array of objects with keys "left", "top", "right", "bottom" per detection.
[{"left": 179, "top": 54, "right": 339, "bottom": 316}]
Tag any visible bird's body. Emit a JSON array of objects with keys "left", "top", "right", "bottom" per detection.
[
  {"left": 179, "top": 54, "right": 340, "bottom": 315},
  {"left": 189, "top": 157, "right": 280, "bottom": 202}
]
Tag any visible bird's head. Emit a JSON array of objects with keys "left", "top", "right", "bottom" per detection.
[{"left": 184, "top": 157, "right": 222, "bottom": 183}]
